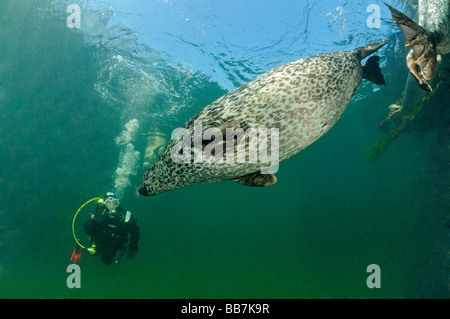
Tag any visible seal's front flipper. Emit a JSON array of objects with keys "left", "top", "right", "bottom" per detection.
[
  {"left": 201, "top": 120, "right": 251, "bottom": 149},
  {"left": 233, "top": 171, "right": 277, "bottom": 187},
  {"left": 362, "top": 55, "right": 386, "bottom": 86},
  {"left": 385, "top": 3, "right": 436, "bottom": 91},
  {"left": 216, "top": 120, "right": 251, "bottom": 133}
]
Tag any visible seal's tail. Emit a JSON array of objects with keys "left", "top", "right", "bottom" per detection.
[{"left": 362, "top": 55, "right": 386, "bottom": 86}]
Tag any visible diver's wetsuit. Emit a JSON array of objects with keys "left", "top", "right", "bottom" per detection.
[{"left": 84, "top": 203, "right": 140, "bottom": 265}]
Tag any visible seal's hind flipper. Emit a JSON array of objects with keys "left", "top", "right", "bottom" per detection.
[
  {"left": 362, "top": 55, "right": 386, "bottom": 86},
  {"left": 385, "top": 3, "right": 428, "bottom": 50},
  {"left": 357, "top": 40, "right": 387, "bottom": 60},
  {"left": 385, "top": 3, "right": 435, "bottom": 91},
  {"left": 233, "top": 171, "right": 277, "bottom": 187}
]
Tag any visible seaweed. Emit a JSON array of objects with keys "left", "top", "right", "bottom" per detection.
[{"left": 369, "top": 81, "right": 442, "bottom": 160}]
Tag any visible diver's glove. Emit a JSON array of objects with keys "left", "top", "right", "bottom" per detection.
[{"left": 87, "top": 244, "right": 97, "bottom": 255}]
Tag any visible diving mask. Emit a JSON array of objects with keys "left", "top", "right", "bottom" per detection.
[{"left": 105, "top": 197, "right": 119, "bottom": 211}]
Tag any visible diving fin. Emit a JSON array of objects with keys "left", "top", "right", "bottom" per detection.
[
  {"left": 362, "top": 55, "right": 386, "bottom": 86},
  {"left": 70, "top": 245, "right": 82, "bottom": 264},
  {"left": 233, "top": 171, "right": 277, "bottom": 187}
]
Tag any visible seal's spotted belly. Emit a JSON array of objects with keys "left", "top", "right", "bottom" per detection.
[
  {"left": 196, "top": 52, "right": 362, "bottom": 161},
  {"left": 139, "top": 40, "right": 387, "bottom": 197}
]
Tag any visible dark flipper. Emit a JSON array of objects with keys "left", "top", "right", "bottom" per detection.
[
  {"left": 233, "top": 172, "right": 277, "bottom": 187},
  {"left": 385, "top": 3, "right": 436, "bottom": 91},
  {"left": 357, "top": 40, "right": 387, "bottom": 60},
  {"left": 200, "top": 119, "right": 251, "bottom": 149},
  {"left": 385, "top": 3, "right": 428, "bottom": 48},
  {"left": 362, "top": 55, "right": 386, "bottom": 86}
]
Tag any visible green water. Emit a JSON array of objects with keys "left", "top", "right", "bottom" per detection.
[{"left": 0, "top": 1, "right": 448, "bottom": 299}]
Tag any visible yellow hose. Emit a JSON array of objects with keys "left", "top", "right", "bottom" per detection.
[{"left": 72, "top": 197, "right": 102, "bottom": 249}]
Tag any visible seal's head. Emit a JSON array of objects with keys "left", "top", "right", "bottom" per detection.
[
  {"left": 138, "top": 156, "right": 191, "bottom": 197},
  {"left": 138, "top": 165, "right": 173, "bottom": 197}
]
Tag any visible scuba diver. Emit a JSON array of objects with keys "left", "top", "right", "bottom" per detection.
[{"left": 84, "top": 192, "right": 140, "bottom": 265}]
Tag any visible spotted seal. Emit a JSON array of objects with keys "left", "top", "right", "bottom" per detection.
[
  {"left": 386, "top": 2, "right": 450, "bottom": 91},
  {"left": 138, "top": 40, "right": 387, "bottom": 197}
]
